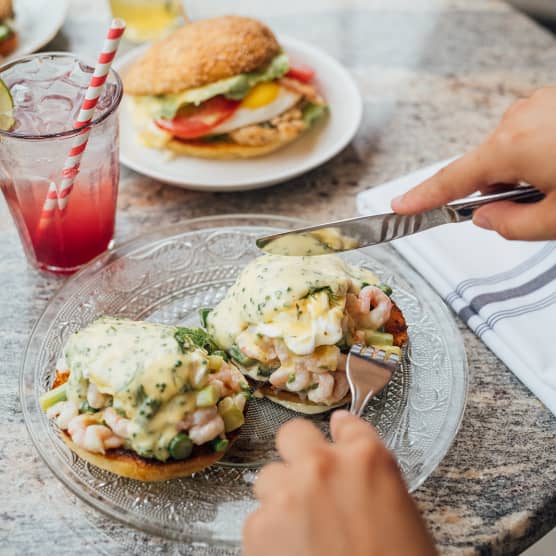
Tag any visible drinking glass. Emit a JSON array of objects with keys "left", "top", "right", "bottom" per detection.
[
  {"left": 108, "top": 0, "right": 186, "bottom": 43},
  {"left": 0, "top": 53, "right": 122, "bottom": 275}
]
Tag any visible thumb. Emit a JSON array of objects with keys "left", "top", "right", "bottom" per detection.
[
  {"left": 473, "top": 194, "right": 556, "bottom": 241},
  {"left": 329, "top": 410, "right": 380, "bottom": 445}
]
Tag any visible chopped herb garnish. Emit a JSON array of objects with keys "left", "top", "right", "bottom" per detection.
[{"left": 175, "top": 326, "right": 219, "bottom": 354}]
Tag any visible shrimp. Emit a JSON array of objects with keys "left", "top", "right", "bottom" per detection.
[
  {"left": 177, "top": 407, "right": 217, "bottom": 431},
  {"left": 46, "top": 401, "right": 78, "bottom": 429},
  {"left": 346, "top": 286, "right": 392, "bottom": 331},
  {"left": 307, "top": 373, "right": 335, "bottom": 404},
  {"left": 293, "top": 345, "right": 340, "bottom": 374},
  {"left": 269, "top": 367, "right": 291, "bottom": 387},
  {"left": 286, "top": 369, "right": 312, "bottom": 392},
  {"left": 87, "top": 382, "right": 108, "bottom": 409},
  {"left": 81, "top": 425, "right": 125, "bottom": 453},
  {"left": 330, "top": 372, "right": 350, "bottom": 403},
  {"left": 188, "top": 407, "right": 225, "bottom": 445},
  {"left": 103, "top": 407, "right": 131, "bottom": 438},
  {"left": 270, "top": 364, "right": 313, "bottom": 392},
  {"left": 209, "top": 364, "right": 245, "bottom": 396},
  {"left": 236, "top": 328, "right": 277, "bottom": 363},
  {"left": 67, "top": 414, "right": 124, "bottom": 454}
]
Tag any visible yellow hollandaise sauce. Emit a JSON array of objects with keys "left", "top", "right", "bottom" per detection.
[
  {"left": 207, "top": 254, "right": 379, "bottom": 354},
  {"left": 64, "top": 317, "right": 210, "bottom": 461}
]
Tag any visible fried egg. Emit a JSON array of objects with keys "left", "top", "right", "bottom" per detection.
[{"left": 211, "top": 82, "right": 301, "bottom": 134}]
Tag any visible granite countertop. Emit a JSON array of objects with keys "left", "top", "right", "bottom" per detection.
[{"left": 1, "top": 1, "right": 556, "bottom": 554}]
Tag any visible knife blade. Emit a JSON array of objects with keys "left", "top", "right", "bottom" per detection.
[{"left": 256, "top": 185, "right": 544, "bottom": 256}]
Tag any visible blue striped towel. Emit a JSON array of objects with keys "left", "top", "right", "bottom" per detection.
[{"left": 357, "top": 160, "right": 556, "bottom": 415}]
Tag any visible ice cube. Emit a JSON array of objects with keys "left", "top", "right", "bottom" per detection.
[
  {"left": 96, "top": 83, "right": 118, "bottom": 112},
  {"left": 10, "top": 83, "right": 34, "bottom": 108}
]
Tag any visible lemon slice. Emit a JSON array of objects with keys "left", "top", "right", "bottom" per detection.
[{"left": 0, "top": 78, "right": 15, "bottom": 131}]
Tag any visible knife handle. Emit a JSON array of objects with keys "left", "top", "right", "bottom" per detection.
[{"left": 446, "top": 184, "right": 545, "bottom": 222}]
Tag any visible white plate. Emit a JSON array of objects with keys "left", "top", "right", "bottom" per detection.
[
  {"left": 4, "top": 0, "right": 69, "bottom": 62},
  {"left": 115, "top": 36, "right": 363, "bottom": 191}
]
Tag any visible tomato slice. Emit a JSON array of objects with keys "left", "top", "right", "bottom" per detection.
[
  {"left": 286, "top": 64, "right": 316, "bottom": 83},
  {"left": 155, "top": 96, "right": 240, "bottom": 139}
]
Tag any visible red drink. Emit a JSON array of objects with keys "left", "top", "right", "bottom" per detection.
[
  {"left": 0, "top": 54, "right": 122, "bottom": 274},
  {"left": 3, "top": 175, "right": 118, "bottom": 273}
]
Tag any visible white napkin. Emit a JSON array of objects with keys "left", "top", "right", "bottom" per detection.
[{"left": 357, "top": 160, "right": 556, "bottom": 415}]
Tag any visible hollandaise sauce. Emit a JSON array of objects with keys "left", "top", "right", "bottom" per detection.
[
  {"left": 207, "top": 254, "right": 379, "bottom": 353},
  {"left": 206, "top": 254, "right": 397, "bottom": 409},
  {"left": 54, "top": 317, "right": 247, "bottom": 461}
]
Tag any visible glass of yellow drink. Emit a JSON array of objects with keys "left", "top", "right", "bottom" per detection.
[{"left": 108, "top": 0, "right": 186, "bottom": 43}]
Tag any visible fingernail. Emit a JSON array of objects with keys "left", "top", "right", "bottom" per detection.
[
  {"left": 391, "top": 194, "right": 404, "bottom": 208},
  {"left": 332, "top": 409, "right": 350, "bottom": 421},
  {"left": 474, "top": 214, "right": 493, "bottom": 230}
]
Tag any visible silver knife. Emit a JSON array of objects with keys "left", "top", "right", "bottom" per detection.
[{"left": 256, "top": 185, "right": 545, "bottom": 256}]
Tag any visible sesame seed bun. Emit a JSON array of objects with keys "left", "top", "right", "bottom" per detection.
[
  {"left": 124, "top": 16, "right": 281, "bottom": 96},
  {"left": 165, "top": 132, "right": 302, "bottom": 159},
  {"left": 0, "top": 0, "right": 14, "bottom": 21},
  {"left": 61, "top": 430, "right": 237, "bottom": 482}
]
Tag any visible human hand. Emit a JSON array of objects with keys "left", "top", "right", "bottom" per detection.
[
  {"left": 391, "top": 86, "right": 556, "bottom": 240},
  {"left": 243, "top": 410, "right": 437, "bottom": 556}
]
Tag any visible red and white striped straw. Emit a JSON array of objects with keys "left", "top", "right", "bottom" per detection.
[{"left": 37, "top": 19, "right": 126, "bottom": 231}]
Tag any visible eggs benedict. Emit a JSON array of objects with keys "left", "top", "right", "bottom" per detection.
[
  {"left": 124, "top": 15, "right": 327, "bottom": 159},
  {"left": 41, "top": 317, "right": 250, "bottom": 481},
  {"left": 206, "top": 255, "right": 407, "bottom": 414}
]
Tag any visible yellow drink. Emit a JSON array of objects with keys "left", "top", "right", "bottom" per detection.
[{"left": 109, "top": 0, "right": 185, "bottom": 43}]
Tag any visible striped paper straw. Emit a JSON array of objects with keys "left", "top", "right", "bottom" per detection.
[{"left": 37, "top": 19, "right": 126, "bottom": 230}]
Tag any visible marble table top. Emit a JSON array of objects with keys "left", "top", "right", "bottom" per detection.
[{"left": 1, "top": 1, "right": 555, "bottom": 554}]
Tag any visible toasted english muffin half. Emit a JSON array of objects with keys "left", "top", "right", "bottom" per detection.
[
  {"left": 51, "top": 371, "right": 238, "bottom": 482},
  {"left": 45, "top": 317, "right": 249, "bottom": 483},
  {"left": 254, "top": 300, "right": 408, "bottom": 415},
  {"left": 259, "top": 387, "right": 350, "bottom": 415},
  {"left": 124, "top": 16, "right": 281, "bottom": 96},
  {"left": 60, "top": 430, "right": 237, "bottom": 482}
]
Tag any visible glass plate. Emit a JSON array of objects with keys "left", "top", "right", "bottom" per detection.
[{"left": 21, "top": 215, "right": 468, "bottom": 546}]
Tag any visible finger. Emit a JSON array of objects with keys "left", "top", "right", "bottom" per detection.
[
  {"left": 391, "top": 147, "right": 493, "bottom": 214},
  {"left": 330, "top": 410, "right": 380, "bottom": 445},
  {"left": 473, "top": 194, "right": 556, "bottom": 240},
  {"left": 276, "top": 418, "right": 328, "bottom": 464},
  {"left": 253, "top": 462, "right": 288, "bottom": 502},
  {"left": 243, "top": 509, "right": 268, "bottom": 556}
]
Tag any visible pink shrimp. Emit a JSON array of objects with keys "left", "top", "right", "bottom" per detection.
[
  {"left": 67, "top": 414, "right": 124, "bottom": 454},
  {"left": 187, "top": 407, "right": 225, "bottom": 445},
  {"left": 209, "top": 363, "right": 246, "bottom": 396},
  {"left": 346, "top": 286, "right": 392, "bottom": 330},
  {"left": 330, "top": 372, "right": 350, "bottom": 403},
  {"left": 307, "top": 373, "right": 335, "bottom": 404},
  {"left": 103, "top": 407, "right": 131, "bottom": 438},
  {"left": 236, "top": 328, "right": 277, "bottom": 363}
]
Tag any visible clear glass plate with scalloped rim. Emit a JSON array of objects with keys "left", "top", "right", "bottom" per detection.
[{"left": 21, "top": 214, "right": 468, "bottom": 547}]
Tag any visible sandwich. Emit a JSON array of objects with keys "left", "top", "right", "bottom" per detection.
[
  {"left": 124, "top": 15, "right": 327, "bottom": 159},
  {"left": 205, "top": 254, "right": 407, "bottom": 414},
  {"left": 0, "top": 0, "right": 17, "bottom": 58},
  {"left": 40, "top": 317, "right": 250, "bottom": 481}
]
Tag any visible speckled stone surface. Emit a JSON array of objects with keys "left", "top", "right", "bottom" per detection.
[{"left": 1, "top": 1, "right": 556, "bottom": 554}]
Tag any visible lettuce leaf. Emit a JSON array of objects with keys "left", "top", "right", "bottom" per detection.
[
  {"left": 145, "top": 53, "right": 290, "bottom": 120},
  {"left": 302, "top": 102, "right": 327, "bottom": 127}
]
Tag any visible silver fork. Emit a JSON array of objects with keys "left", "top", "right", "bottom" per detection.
[{"left": 346, "top": 344, "right": 400, "bottom": 416}]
